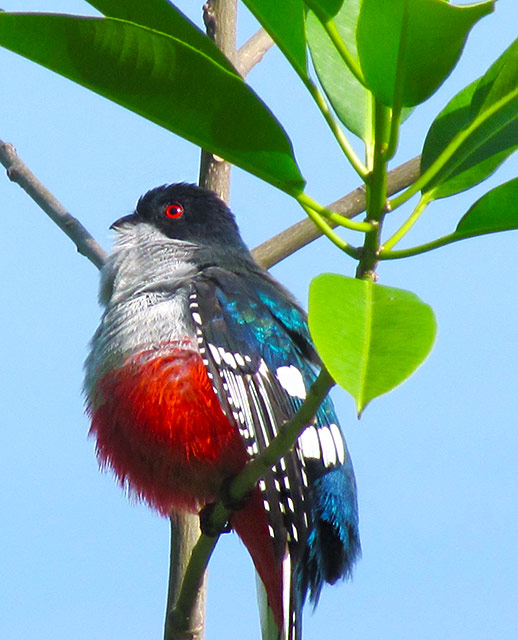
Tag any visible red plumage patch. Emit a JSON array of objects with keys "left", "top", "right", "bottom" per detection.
[
  {"left": 88, "top": 343, "right": 247, "bottom": 515},
  {"left": 89, "top": 342, "right": 285, "bottom": 630},
  {"left": 232, "top": 490, "right": 284, "bottom": 630}
]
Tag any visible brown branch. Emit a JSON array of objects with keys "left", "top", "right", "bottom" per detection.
[
  {"left": 198, "top": 0, "right": 237, "bottom": 202},
  {"left": 236, "top": 28, "right": 274, "bottom": 77},
  {"left": 0, "top": 139, "right": 107, "bottom": 270},
  {"left": 252, "top": 155, "right": 421, "bottom": 269},
  {"left": 165, "top": 3, "right": 239, "bottom": 640}
]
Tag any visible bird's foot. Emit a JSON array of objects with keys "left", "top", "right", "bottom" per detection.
[{"left": 199, "top": 502, "right": 232, "bottom": 537}]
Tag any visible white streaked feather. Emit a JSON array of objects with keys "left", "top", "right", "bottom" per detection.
[
  {"left": 234, "top": 352, "right": 246, "bottom": 367},
  {"left": 275, "top": 365, "right": 307, "bottom": 399},
  {"left": 256, "top": 376, "right": 280, "bottom": 439},
  {"left": 298, "top": 425, "right": 321, "bottom": 460},
  {"left": 208, "top": 343, "right": 222, "bottom": 365},
  {"left": 246, "top": 378, "right": 273, "bottom": 449},
  {"left": 330, "top": 422, "right": 346, "bottom": 464},
  {"left": 318, "top": 425, "right": 338, "bottom": 468}
]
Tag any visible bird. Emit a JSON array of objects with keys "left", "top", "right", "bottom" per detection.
[{"left": 84, "top": 183, "right": 360, "bottom": 640}]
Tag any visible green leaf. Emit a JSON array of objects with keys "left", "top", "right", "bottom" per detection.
[
  {"left": 455, "top": 178, "right": 518, "bottom": 237},
  {"left": 0, "top": 13, "right": 305, "bottom": 195},
  {"left": 305, "top": 0, "right": 344, "bottom": 20},
  {"left": 356, "top": 0, "right": 494, "bottom": 109},
  {"left": 307, "top": 0, "right": 413, "bottom": 142},
  {"left": 242, "top": 0, "right": 308, "bottom": 78},
  {"left": 422, "top": 39, "right": 518, "bottom": 199},
  {"left": 309, "top": 274, "right": 437, "bottom": 414},
  {"left": 306, "top": 0, "right": 373, "bottom": 141},
  {"left": 85, "top": 0, "right": 237, "bottom": 74}
]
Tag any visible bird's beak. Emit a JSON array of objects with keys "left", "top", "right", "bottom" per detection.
[{"left": 110, "top": 212, "right": 139, "bottom": 230}]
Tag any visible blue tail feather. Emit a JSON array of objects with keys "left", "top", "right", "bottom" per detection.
[{"left": 296, "top": 465, "right": 361, "bottom": 605}]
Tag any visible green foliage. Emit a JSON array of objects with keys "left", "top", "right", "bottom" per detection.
[
  {"left": 421, "top": 39, "right": 518, "bottom": 199},
  {"left": 86, "top": 0, "right": 237, "bottom": 73},
  {"left": 0, "top": 13, "right": 304, "bottom": 195},
  {"left": 456, "top": 179, "right": 518, "bottom": 237},
  {"left": 0, "top": 0, "right": 515, "bottom": 411},
  {"left": 356, "top": 0, "right": 494, "bottom": 109},
  {"left": 306, "top": 0, "right": 372, "bottom": 141},
  {"left": 309, "top": 275, "right": 436, "bottom": 414},
  {"left": 242, "top": 0, "right": 308, "bottom": 78}
]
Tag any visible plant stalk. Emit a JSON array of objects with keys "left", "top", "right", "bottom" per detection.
[{"left": 356, "top": 100, "right": 391, "bottom": 280}]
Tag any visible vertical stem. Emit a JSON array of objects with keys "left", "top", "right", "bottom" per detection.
[
  {"left": 198, "top": 0, "right": 237, "bottom": 201},
  {"left": 356, "top": 100, "right": 391, "bottom": 280},
  {"left": 164, "top": 513, "right": 207, "bottom": 640},
  {"left": 165, "top": 2, "right": 238, "bottom": 639}
]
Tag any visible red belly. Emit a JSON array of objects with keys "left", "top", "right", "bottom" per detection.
[{"left": 88, "top": 344, "right": 247, "bottom": 515}]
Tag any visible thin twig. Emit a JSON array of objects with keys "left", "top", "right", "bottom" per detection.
[
  {"left": 0, "top": 139, "right": 107, "bottom": 270},
  {"left": 229, "top": 369, "right": 334, "bottom": 500},
  {"left": 236, "top": 28, "right": 274, "bottom": 77},
  {"left": 252, "top": 155, "right": 421, "bottom": 269},
  {"left": 167, "top": 369, "right": 335, "bottom": 632}
]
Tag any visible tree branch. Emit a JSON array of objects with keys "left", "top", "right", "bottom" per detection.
[
  {"left": 167, "top": 368, "right": 335, "bottom": 633},
  {"left": 236, "top": 28, "right": 274, "bottom": 77},
  {"left": 165, "top": 3, "right": 239, "bottom": 640},
  {"left": 0, "top": 139, "right": 107, "bottom": 270},
  {"left": 164, "top": 513, "right": 207, "bottom": 640},
  {"left": 0, "top": 136, "right": 420, "bottom": 277},
  {"left": 252, "top": 155, "right": 421, "bottom": 269},
  {"left": 198, "top": 0, "right": 237, "bottom": 202}
]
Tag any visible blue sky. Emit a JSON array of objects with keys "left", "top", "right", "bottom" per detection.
[{"left": 1, "top": 1, "right": 517, "bottom": 639}]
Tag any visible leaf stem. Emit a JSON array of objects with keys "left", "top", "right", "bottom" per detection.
[
  {"left": 382, "top": 194, "right": 431, "bottom": 251},
  {"left": 300, "top": 203, "right": 361, "bottom": 258},
  {"left": 385, "top": 104, "right": 402, "bottom": 161},
  {"left": 379, "top": 231, "right": 473, "bottom": 260},
  {"left": 297, "top": 192, "right": 374, "bottom": 232},
  {"left": 252, "top": 156, "right": 421, "bottom": 269},
  {"left": 356, "top": 100, "right": 391, "bottom": 280},
  {"left": 306, "top": 80, "right": 369, "bottom": 180}
]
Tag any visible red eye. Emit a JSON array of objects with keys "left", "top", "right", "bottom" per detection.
[{"left": 165, "top": 203, "right": 184, "bottom": 219}]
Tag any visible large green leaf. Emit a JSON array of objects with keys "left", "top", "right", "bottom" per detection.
[
  {"left": 0, "top": 13, "right": 305, "bottom": 195},
  {"left": 242, "top": 0, "right": 308, "bottom": 78},
  {"left": 422, "top": 39, "right": 518, "bottom": 199},
  {"left": 356, "top": 0, "right": 494, "bottom": 109},
  {"left": 455, "top": 178, "right": 518, "bottom": 238},
  {"left": 309, "top": 274, "right": 437, "bottom": 414},
  {"left": 306, "top": 0, "right": 373, "bottom": 141},
  {"left": 85, "top": 0, "right": 237, "bottom": 74}
]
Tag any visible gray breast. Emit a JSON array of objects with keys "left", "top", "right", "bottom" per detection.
[{"left": 84, "top": 224, "right": 199, "bottom": 400}]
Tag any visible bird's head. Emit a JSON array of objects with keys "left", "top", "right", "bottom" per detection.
[{"left": 111, "top": 183, "right": 246, "bottom": 249}]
